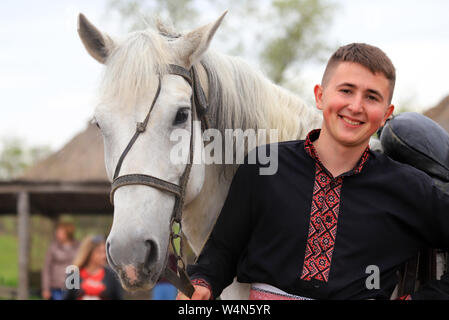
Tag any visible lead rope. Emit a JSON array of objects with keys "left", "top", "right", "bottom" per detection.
[{"left": 165, "top": 217, "right": 194, "bottom": 297}]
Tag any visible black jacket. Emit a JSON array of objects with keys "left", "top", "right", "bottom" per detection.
[{"left": 188, "top": 130, "right": 449, "bottom": 299}]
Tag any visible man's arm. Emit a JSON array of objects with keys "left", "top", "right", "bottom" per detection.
[{"left": 185, "top": 161, "right": 258, "bottom": 299}]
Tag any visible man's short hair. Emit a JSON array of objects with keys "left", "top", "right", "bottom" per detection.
[{"left": 322, "top": 43, "right": 396, "bottom": 103}]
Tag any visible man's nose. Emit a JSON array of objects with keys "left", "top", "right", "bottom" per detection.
[{"left": 347, "top": 94, "right": 364, "bottom": 113}]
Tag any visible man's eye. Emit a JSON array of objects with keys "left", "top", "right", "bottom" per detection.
[
  {"left": 367, "top": 95, "right": 378, "bottom": 101},
  {"left": 340, "top": 89, "right": 351, "bottom": 94}
]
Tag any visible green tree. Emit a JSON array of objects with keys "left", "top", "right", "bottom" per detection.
[
  {"left": 0, "top": 137, "right": 51, "bottom": 180},
  {"left": 106, "top": 0, "right": 335, "bottom": 86},
  {"left": 106, "top": 0, "right": 199, "bottom": 31},
  {"left": 261, "top": 0, "right": 334, "bottom": 84}
]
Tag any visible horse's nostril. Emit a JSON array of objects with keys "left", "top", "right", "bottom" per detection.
[
  {"left": 106, "top": 241, "right": 118, "bottom": 269},
  {"left": 143, "top": 240, "right": 158, "bottom": 273}
]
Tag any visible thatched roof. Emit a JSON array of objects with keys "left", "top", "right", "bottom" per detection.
[
  {"left": 21, "top": 122, "right": 108, "bottom": 182},
  {"left": 424, "top": 95, "right": 449, "bottom": 132},
  {"left": 0, "top": 122, "right": 112, "bottom": 215}
]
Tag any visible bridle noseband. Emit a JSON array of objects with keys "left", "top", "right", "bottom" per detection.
[{"left": 109, "top": 64, "right": 209, "bottom": 298}]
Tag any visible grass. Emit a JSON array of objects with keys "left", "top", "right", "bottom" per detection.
[
  {"left": 0, "top": 214, "right": 194, "bottom": 300},
  {"left": 0, "top": 233, "right": 18, "bottom": 287}
]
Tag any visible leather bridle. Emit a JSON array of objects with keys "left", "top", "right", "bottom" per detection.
[{"left": 109, "top": 64, "right": 209, "bottom": 298}]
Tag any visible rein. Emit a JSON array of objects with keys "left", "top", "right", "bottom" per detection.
[{"left": 109, "top": 63, "right": 209, "bottom": 298}]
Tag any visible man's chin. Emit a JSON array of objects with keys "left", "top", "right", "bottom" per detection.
[{"left": 334, "top": 126, "right": 376, "bottom": 148}]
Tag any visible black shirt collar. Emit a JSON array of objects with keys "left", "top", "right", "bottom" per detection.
[{"left": 304, "top": 129, "right": 372, "bottom": 177}]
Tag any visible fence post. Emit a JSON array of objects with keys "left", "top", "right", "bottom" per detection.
[{"left": 17, "top": 191, "right": 30, "bottom": 300}]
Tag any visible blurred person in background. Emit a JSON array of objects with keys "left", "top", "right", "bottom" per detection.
[
  {"left": 64, "top": 235, "right": 123, "bottom": 300},
  {"left": 41, "top": 221, "right": 79, "bottom": 300},
  {"left": 151, "top": 252, "right": 178, "bottom": 300}
]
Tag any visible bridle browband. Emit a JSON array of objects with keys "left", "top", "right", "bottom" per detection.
[{"left": 109, "top": 63, "right": 209, "bottom": 298}]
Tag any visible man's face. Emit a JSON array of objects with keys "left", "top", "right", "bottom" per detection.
[{"left": 315, "top": 62, "right": 394, "bottom": 148}]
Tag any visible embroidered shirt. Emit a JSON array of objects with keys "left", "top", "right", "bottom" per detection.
[
  {"left": 301, "top": 130, "right": 370, "bottom": 282},
  {"left": 187, "top": 129, "right": 449, "bottom": 300}
]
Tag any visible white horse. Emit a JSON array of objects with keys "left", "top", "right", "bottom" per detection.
[{"left": 77, "top": 12, "right": 324, "bottom": 299}]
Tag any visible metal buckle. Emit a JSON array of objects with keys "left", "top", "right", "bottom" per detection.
[{"left": 136, "top": 122, "right": 146, "bottom": 133}]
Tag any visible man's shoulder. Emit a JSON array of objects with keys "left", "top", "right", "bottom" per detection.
[
  {"left": 275, "top": 139, "right": 306, "bottom": 148},
  {"left": 250, "top": 139, "right": 308, "bottom": 161},
  {"left": 253, "top": 139, "right": 307, "bottom": 158},
  {"left": 239, "top": 139, "right": 307, "bottom": 178},
  {"left": 369, "top": 150, "right": 432, "bottom": 181}
]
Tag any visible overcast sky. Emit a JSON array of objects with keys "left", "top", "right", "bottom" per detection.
[{"left": 1, "top": 0, "right": 448, "bottom": 151}]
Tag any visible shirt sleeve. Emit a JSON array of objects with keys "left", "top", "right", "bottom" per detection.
[
  {"left": 187, "top": 161, "right": 258, "bottom": 299},
  {"left": 411, "top": 176, "right": 449, "bottom": 300}
]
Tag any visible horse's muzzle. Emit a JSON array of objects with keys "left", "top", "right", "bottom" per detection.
[{"left": 106, "top": 236, "right": 162, "bottom": 291}]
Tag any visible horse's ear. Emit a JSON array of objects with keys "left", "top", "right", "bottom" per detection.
[
  {"left": 77, "top": 13, "right": 115, "bottom": 64},
  {"left": 179, "top": 11, "right": 227, "bottom": 67}
]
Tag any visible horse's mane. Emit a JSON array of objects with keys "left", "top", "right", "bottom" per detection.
[{"left": 199, "top": 51, "right": 322, "bottom": 142}]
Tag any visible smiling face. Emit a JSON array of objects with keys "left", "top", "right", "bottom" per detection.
[
  {"left": 89, "top": 243, "right": 107, "bottom": 268},
  {"left": 315, "top": 62, "right": 394, "bottom": 148}
]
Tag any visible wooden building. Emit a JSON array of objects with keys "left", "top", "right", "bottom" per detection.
[
  {"left": 0, "top": 123, "right": 112, "bottom": 299},
  {"left": 424, "top": 95, "right": 449, "bottom": 133}
]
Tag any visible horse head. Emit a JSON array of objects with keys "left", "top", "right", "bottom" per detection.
[{"left": 77, "top": 12, "right": 226, "bottom": 291}]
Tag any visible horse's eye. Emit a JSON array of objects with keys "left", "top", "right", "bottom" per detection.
[
  {"left": 92, "top": 118, "right": 101, "bottom": 130},
  {"left": 173, "top": 108, "right": 190, "bottom": 125}
]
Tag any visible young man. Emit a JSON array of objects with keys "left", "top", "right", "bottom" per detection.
[{"left": 178, "top": 43, "right": 449, "bottom": 300}]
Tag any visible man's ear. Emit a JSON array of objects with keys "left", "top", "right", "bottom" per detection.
[
  {"left": 381, "top": 104, "right": 395, "bottom": 127},
  {"left": 314, "top": 84, "right": 324, "bottom": 111}
]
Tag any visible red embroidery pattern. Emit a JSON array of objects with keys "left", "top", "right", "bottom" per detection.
[
  {"left": 301, "top": 130, "right": 370, "bottom": 283},
  {"left": 191, "top": 278, "right": 214, "bottom": 299},
  {"left": 301, "top": 164, "right": 343, "bottom": 282}
]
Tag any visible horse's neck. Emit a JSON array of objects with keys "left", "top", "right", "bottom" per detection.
[
  {"left": 196, "top": 54, "right": 323, "bottom": 141},
  {"left": 183, "top": 165, "right": 232, "bottom": 255},
  {"left": 183, "top": 56, "right": 322, "bottom": 255}
]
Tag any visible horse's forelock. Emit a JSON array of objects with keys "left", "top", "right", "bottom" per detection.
[
  {"left": 156, "top": 19, "right": 182, "bottom": 39},
  {"left": 98, "top": 28, "right": 172, "bottom": 107}
]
